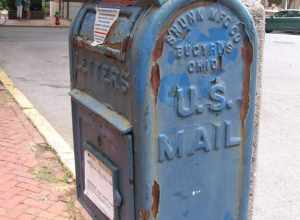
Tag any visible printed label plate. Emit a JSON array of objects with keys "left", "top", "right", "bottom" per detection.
[
  {"left": 84, "top": 150, "right": 114, "bottom": 220},
  {"left": 92, "top": 7, "right": 120, "bottom": 46}
]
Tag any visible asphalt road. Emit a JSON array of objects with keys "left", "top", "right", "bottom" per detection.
[
  {"left": 252, "top": 33, "right": 300, "bottom": 220},
  {"left": 0, "top": 27, "right": 73, "bottom": 144},
  {"left": 0, "top": 27, "right": 300, "bottom": 219}
]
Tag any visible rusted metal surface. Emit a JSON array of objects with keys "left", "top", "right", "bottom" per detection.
[
  {"left": 241, "top": 38, "right": 253, "bottom": 126},
  {"left": 152, "top": 36, "right": 164, "bottom": 62},
  {"left": 150, "top": 63, "right": 160, "bottom": 104},
  {"left": 151, "top": 35, "right": 164, "bottom": 103},
  {"left": 139, "top": 209, "right": 150, "bottom": 220},
  {"left": 151, "top": 181, "right": 160, "bottom": 219}
]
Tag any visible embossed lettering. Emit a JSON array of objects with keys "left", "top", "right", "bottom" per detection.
[
  {"left": 165, "top": 6, "right": 242, "bottom": 67},
  {"left": 225, "top": 121, "right": 241, "bottom": 147},
  {"left": 178, "top": 17, "right": 189, "bottom": 31},
  {"left": 187, "top": 59, "right": 221, "bottom": 74},
  {"left": 192, "top": 44, "right": 201, "bottom": 56},
  {"left": 166, "top": 34, "right": 176, "bottom": 46},
  {"left": 209, "top": 84, "right": 226, "bottom": 112},
  {"left": 165, "top": 8, "right": 206, "bottom": 46},
  {"left": 158, "top": 121, "right": 241, "bottom": 163},
  {"left": 230, "top": 25, "right": 241, "bottom": 43},
  {"left": 169, "top": 25, "right": 182, "bottom": 38},
  {"left": 213, "top": 123, "right": 222, "bottom": 151},
  {"left": 208, "top": 9, "right": 218, "bottom": 22},
  {"left": 158, "top": 131, "right": 184, "bottom": 162},
  {"left": 175, "top": 46, "right": 184, "bottom": 59},
  {"left": 175, "top": 41, "right": 227, "bottom": 60},
  {"left": 184, "top": 44, "right": 192, "bottom": 57},
  {"left": 76, "top": 57, "right": 129, "bottom": 94},
  {"left": 175, "top": 82, "right": 237, "bottom": 117},
  {"left": 176, "top": 86, "right": 197, "bottom": 117},
  {"left": 195, "top": 9, "right": 204, "bottom": 22},
  {"left": 193, "top": 127, "right": 211, "bottom": 153},
  {"left": 208, "top": 8, "right": 234, "bottom": 29},
  {"left": 225, "top": 41, "right": 234, "bottom": 53},
  {"left": 216, "top": 41, "right": 225, "bottom": 56}
]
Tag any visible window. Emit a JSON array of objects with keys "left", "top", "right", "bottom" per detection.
[
  {"left": 274, "top": 11, "right": 288, "bottom": 17},
  {"left": 292, "top": 11, "right": 300, "bottom": 17}
]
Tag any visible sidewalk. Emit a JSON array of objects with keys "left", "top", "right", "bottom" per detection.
[
  {"left": 0, "top": 82, "right": 88, "bottom": 219},
  {"left": 2, "top": 17, "right": 70, "bottom": 28}
]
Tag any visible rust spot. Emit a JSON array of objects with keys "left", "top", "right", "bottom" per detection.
[
  {"left": 151, "top": 181, "right": 160, "bottom": 219},
  {"left": 151, "top": 63, "right": 160, "bottom": 104},
  {"left": 127, "top": 37, "right": 134, "bottom": 50},
  {"left": 241, "top": 38, "right": 253, "bottom": 127},
  {"left": 105, "top": 41, "right": 123, "bottom": 50},
  {"left": 153, "top": 36, "right": 164, "bottom": 62},
  {"left": 77, "top": 39, "right": 85, "bottom": 48},
  {"left": 139, "top": 209, "right": 150, "bottom": 220},
  {"left": 151, "top": 34, "right": 164, "bottom": 105}
]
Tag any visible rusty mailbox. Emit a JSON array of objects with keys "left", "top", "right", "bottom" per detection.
[{"left": 69, "top": 0, "right": 258, "bottom": 219}]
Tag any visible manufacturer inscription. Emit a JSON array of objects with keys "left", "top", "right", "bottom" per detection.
[{"left": 165, "top": 7, "right": 242, "bottom": 74}]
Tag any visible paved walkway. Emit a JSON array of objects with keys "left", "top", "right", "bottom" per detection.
[
  {"left": 0, "top": 82, "right": 88, "bottom": 219},
  {"left": 2, "top": 17, "right": 70, "bottom": 28}
]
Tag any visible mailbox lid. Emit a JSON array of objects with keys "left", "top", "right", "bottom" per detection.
[{"left": 74, "top": 2, "right": 143, "bottom": 61}]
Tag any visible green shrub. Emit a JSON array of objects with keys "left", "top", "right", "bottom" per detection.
[
  {"left": 269, "top": 0, "right": 282, "bottom": 5},
  {"left": 0, "top": 0, "right": 8, "bottom": 10}
]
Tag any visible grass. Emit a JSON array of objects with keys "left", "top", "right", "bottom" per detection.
[{"left": 33, "top": 166, "right": 59, "bottom": 183}]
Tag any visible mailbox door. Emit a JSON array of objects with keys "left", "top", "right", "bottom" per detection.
[
  {"left": 69, "top": 3, "right": 143, "bottom": 219},
  {"left": 71, "top": 90, "right": 134, "bottom": 220}
]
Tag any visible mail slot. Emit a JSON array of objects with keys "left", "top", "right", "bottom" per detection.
[{"left": 69, "top": 0, "right": 258, "bottom": 219}]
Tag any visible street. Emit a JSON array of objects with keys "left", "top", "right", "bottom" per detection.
[
  {"left": 0, "top": 27, "right": 72, "bottom": 145},
  {"left": 0, "top": 27, "right": 300, "bottom": 219},
  {"left": 253, "top": 33, "right": 300, "bottom": 220}
]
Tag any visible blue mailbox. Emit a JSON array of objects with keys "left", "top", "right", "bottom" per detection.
[{"left": 69, "top": 0, "right": 258, "bottom": 219}]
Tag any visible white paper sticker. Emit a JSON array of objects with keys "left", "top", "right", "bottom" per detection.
[
  {"left": 92, "top": 7, "right": 120, "bottom": 46},
  {"left": 84, "top": 150, "right": 114, "bottom": 220}
]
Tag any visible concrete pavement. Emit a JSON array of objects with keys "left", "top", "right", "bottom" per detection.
[{"left": 252, "top": 33, "right": 300, "bottom": 220}]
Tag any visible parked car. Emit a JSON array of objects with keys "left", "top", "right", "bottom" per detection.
[{"left": 266, "top": 9, "right": 300, "bottom": 33}]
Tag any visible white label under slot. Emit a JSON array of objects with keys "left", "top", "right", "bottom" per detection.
[{"left": 84, "top": 150, "right": 114, "bottom": 220}]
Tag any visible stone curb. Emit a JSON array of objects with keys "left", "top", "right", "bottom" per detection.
[{"left": 0, "top": 67, "right": 75, "bottom": 177}]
